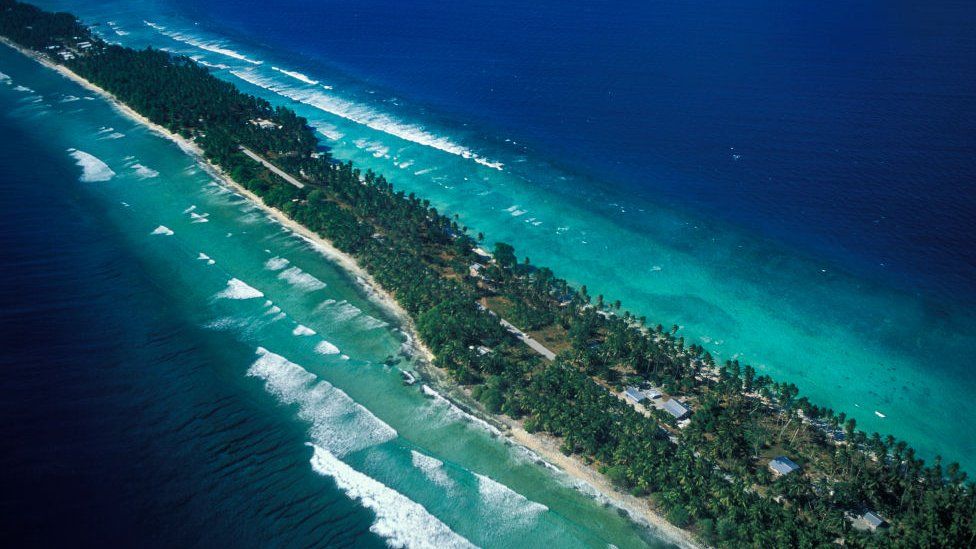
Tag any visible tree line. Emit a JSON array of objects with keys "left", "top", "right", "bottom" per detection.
[{"left": 1, "top": 1, "right": 973, "bottom": 545}]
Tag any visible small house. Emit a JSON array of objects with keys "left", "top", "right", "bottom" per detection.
[
  {"left": 861, "top": 511, "right": 888, "bottom": 531},
  {"left": 472, "top": 247, "right": 492, "bottom": 261},
  {"left": 644, "top": 387, "right": 663, "bottom": 400},
  {"left": 624, "top": 387, "right": 646, "bottom": 404},
  {"left": 469, "top": 263, "right": 485, "bottom": 278},
  {"left": 663, "top": 399, "right": 691, "bottom": 420},
  {"left": 768, "top": 456, "right": 801, "bottom": 476}
]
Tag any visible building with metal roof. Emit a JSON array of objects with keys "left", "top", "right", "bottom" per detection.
[
  {"left": 624, "top": 387, "right": 646, "bottom": 404},
  {"left": 768, "top": 456, "right": 801, "bottom": 476},
  {"left": 663, "top": 399, "right": 691, "bottom": 420}
]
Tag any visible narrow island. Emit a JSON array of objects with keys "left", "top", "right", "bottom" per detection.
[{"left": 1, "top": 1, "right": 973, "bottom": 546}]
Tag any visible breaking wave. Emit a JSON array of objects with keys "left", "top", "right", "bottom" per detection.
[
  {"left": 264, "top": 256, "right": 290, "bottom": 271},
  {"left": 215, "top": 278, "right": 264, "bottom": 299},
  {"left": 150, "top": 225, "right": 174, "bottom": 236},
  {"left": 314, "top": 340, "right": 340, "bottom": 355},
  {"left": 67, "top": 149, "right": 115, "bottom": 182},
  {"left": 229, "top": 68, "right": 503, "bottom": 170},
  {"left": 421, "top": 385, "right": 502, "bottom": 436},
  {"left": 308, "top": 444, "right": 475, "bottom": 549},
  {"left": 278, "top": 266, "right": 327, "bottom": 291},
  {"left": 144, "top": 21, "right": 263, "bottom": 65},
  {"left": 476, "top": 473, "right": 549, "bottom": 521},
  {"left": 247, "top": 348, "right": 397, "bottom": 456},
  {"left": 271, "top": 66, "right": 318, "bottom": 85},
  {"left": 410, "top": 450, "right": 455, "bottom": 489},
  {"left": 131, "top": 163, "right": 159, "bottom": 179}
]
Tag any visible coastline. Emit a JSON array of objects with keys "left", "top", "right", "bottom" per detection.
[
  {"left": 2, "top": 38, "right": 701, "bottom": 549},
  {"left": 416, "top": 357, "right": 702, "bottom": 549},
  {"left": 0, "top": 37, "right": 434, "bottom": 361}
]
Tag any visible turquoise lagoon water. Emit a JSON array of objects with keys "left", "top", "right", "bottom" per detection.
[
  {"left": 26, "top": 0, "right": 976, "bottom": 470},
  {"left": 0, "top": 45, "right": 667, "bottom": 547}
]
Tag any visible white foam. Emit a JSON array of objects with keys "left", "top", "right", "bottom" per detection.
[
  {"left": 0, "top": 71, "right": 10, "bottom": 84},
  {"left": 190, "top": 56, "right": 231, "bottom": 70},
  {"left": 67, "top": 149, "right": 115, "bottom": 182},
  {"left": 293, "top": 324, "right": 316, "bottom": 336},
  {"left": 150, "top": 225, "right": 174, "bottom": 236},
  {"left": 410, "top": 450, "right": 455, "bottom": 489},
  {"left": 308, "top": 444, "right": 475, "bottom": 548},
  {"left": 278, "top": 266, "right": 327, "bottom": 292},
  {"left": 144, "top": 21, "right": 263, "bottom": 65},
  {"left": 476, "top": 473, "right": 548, "bottom": 519},
  {"left": 354, "top": 137, "right": 391, "bottom": 159},
  {"left": 190, "top": 212, "right": 210, "bottom": 223},
  {"left": 311, "top": 121, "right": 344, "bottom": 141},
  {"left": 13, "top": 85, "right": 32, "bottom": 93},
  {"left": 203, "top": 316, "right": 252, "bottom": 332},
  {"left": 59, "top": 95, "right": 80, "bottom": 103},
  {"left": 248, "top": 348, "right": 397, "bottom": 455},
  {"left": 131, "top": 163, "right": 159, "bottom": 179},
  {"left": 421, "top": 385, "right": 502, "bottom": 436},
  {"left": 264, "top": 256, "right": 290, "bottom": 271},
  {"left": 215, "top": 278, "right": 264, "bottom": 299},
  {"left": 183, "top": 205, "right": 197, "bottom": 213},
  {"left": 197, "top": 252, "right": 216, "bottom": 265},
  {"left": 414, "top": 168, "right": 436, "bottom": 176},
  {"left": 228, "top": 68, "right": 503, "bottom": 170},
  {"left": 314, "top": 340, "right": 341, "bottom": 355},
  {"left": 328, "top": 300, "right": 363, "bottom": 323},
  {"left": 271, "top": 66, "right": 318, "bottom": 85},
  {"left": 357, "top": 314, "right": 389, "bottom": 331}
]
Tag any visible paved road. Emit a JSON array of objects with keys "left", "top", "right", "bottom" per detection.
[
  {"left": 240, "top": 146, "right": 305, "bottom": 189},
  {"left": 499, "top": 318, "right": 556, "bottom": 361}
]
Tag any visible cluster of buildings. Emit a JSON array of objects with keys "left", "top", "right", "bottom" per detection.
[
  {"left": 623, "top": 386, "right": 692, "bottom": 421},
  {"left": 767, "top": 456, "right": 888, "bottom": 532},
  {"left": 44, "top": 37, "right": 93, "bottom": 61}
]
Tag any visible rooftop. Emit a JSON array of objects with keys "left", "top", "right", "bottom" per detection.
[
  {"left": 769, "top": 456, "right": 801, "bottom": 476},
  {"left": 663, "top": 399, "right": 690, "bottom": 419},
  {"left": 624, "top": 387, "right": 646, "bottom": 403}
]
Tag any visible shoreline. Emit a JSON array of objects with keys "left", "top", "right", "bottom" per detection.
[
  {"left": 1, "top": 37, "right": 434, "bottom": 362},
  {"left": 416, "top": 359, "right": 702, "bottom": 549},
  {"left": 3, "top": 39, "right": 700, "bottom": 549}
]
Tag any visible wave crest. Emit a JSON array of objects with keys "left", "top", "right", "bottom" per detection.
[
  {"left": 308, "top": 444, "right": 475, "bottom": 549},
  {"left": 67, "top": 149, "right": 115, "bottom": 182}
]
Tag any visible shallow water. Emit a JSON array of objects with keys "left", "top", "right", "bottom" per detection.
[
  {"left": 0, "top": 46, "right": 667, "bottom": 547},
  {"left": 27, "top": 0, "right": 976, "bottom": 469}
]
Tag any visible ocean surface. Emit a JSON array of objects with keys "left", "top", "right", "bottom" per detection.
[
  {"left": 1, "top": 0, "right": 974, "bottom": 544},
  {"left": 0, "top": 46, "right": 666, "bottom": 547}
]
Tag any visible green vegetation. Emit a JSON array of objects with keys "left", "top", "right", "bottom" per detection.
[{"left": 2, "top": 1, "right": 974, "bottom": 545}]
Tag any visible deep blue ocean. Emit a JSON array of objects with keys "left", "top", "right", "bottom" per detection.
[
  {"left": 0, "top": 111, "right": 386, "bottom": 547},
  {"left": 2, "top": 0, "right": 975, "bottom": 546},
  {"left": 170, "top": 0, "right": 976, "bottom": 300}
]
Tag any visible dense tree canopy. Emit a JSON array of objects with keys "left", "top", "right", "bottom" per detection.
[{"left": 3, "top": 1, "right": 974, "bottom": 545}]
